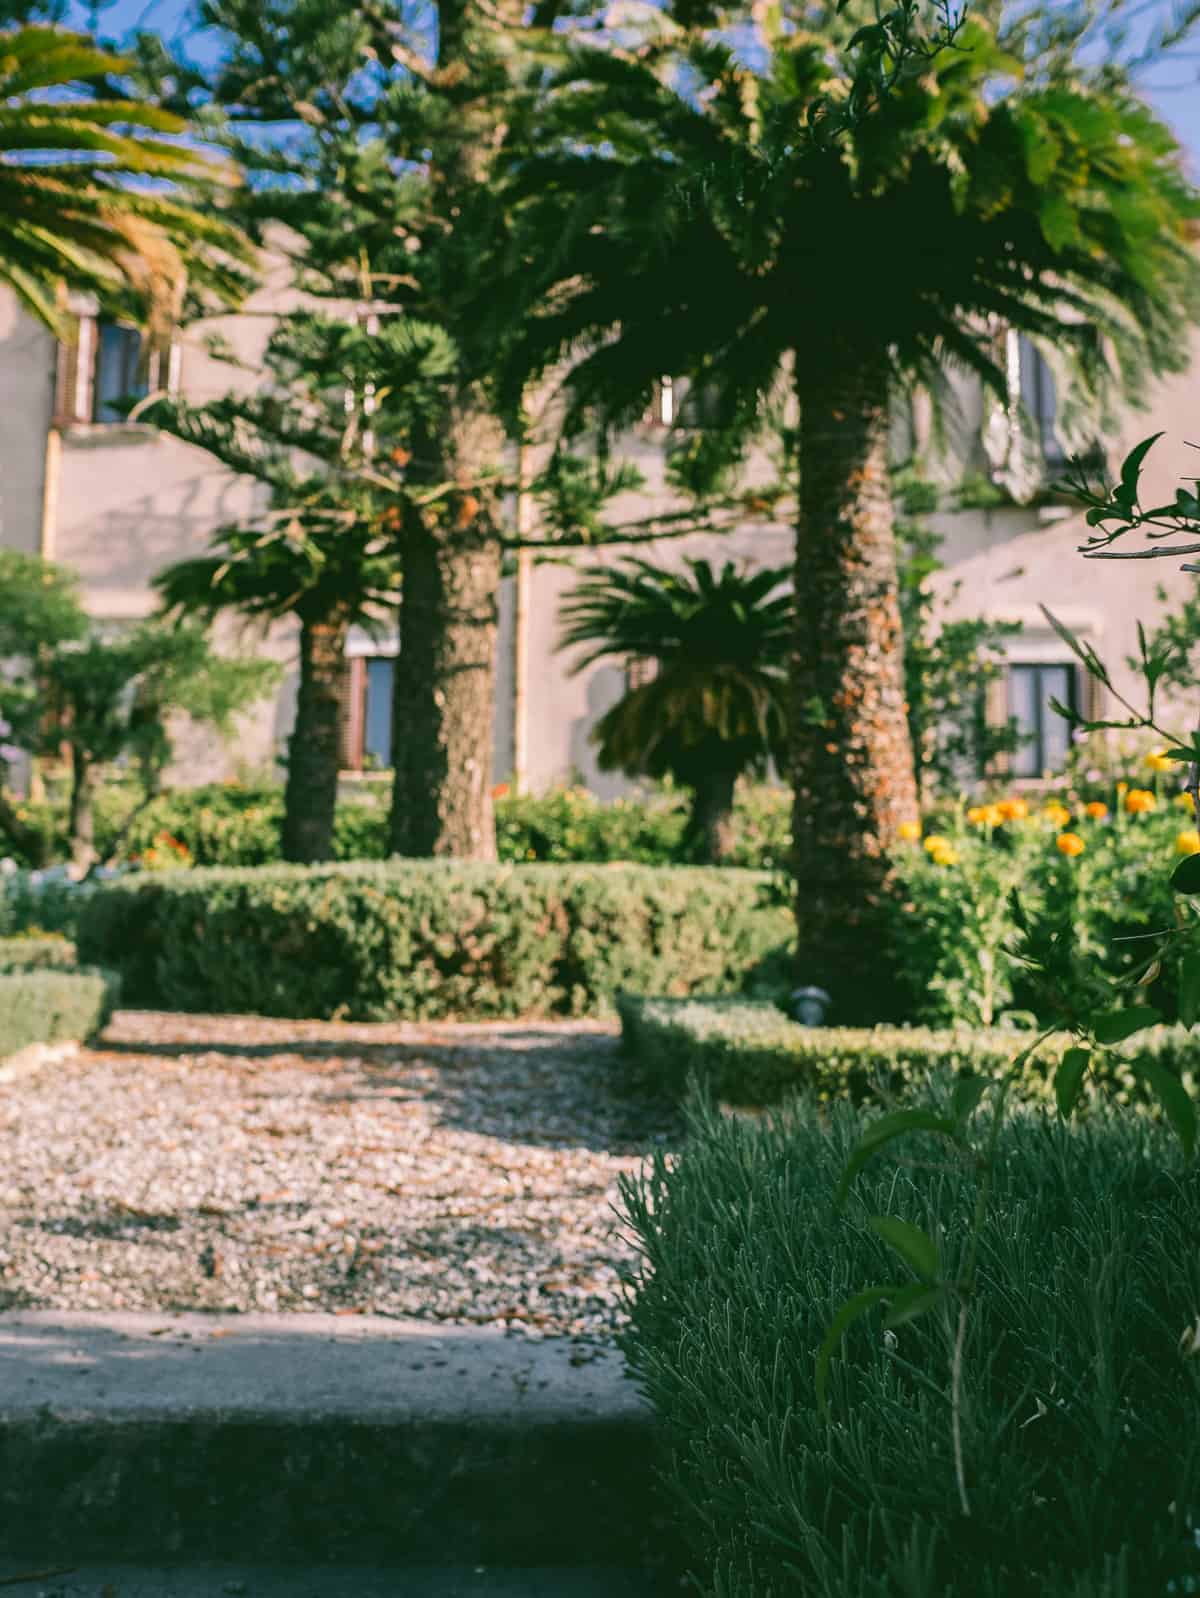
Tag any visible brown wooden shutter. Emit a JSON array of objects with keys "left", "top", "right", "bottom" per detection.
[
  {"left": 337, "top": 658, "right": 366, "bottom": 771},
  {"left": 985, "top": 670, "right": 1011, "bottom": 778},
  {"left": 52, "top": 314, "right": 83, "bottom": 425}
]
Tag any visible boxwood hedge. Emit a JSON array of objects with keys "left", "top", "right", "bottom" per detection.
[
  {"left": 0, "top": 967, "right": 118, "bottom": 1059},
  {"left": 76, "top": 862, "right": 791, "bottom": 1020},
  {"left": 618, "top": 995, "right": 1200, "bottom": 1108}
]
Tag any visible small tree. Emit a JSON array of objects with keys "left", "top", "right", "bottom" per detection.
[
  {"left": 150, "top": 314, "right": 409, "bottom": 863},
  {"left": 0, "top": 553, "right": 275, "bottom": 871},
  {"left": 559, "top": 557, "right": 790, "bottom": 863}
]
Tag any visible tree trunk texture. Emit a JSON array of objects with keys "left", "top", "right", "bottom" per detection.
[
  {"left": 686, "top": 767, "right": 739, "bottom": 866},
  {"left": 791, "top": 361, "right": 919, "bottom": 1021},
  {"left": 67, "top": 745, "right": 96, "bottom": 875},
  {"left": 282, "top": 615, "right": 348, "bottom": 865},
  {"left": 388, "top": 511, "right": 501, "bottom": 860}
]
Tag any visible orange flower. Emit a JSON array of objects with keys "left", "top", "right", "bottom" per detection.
[
  {"left": 491, "top": 782, "right": 510, "bottom": 800},
  {"left": 1043, "top": 802, "right": 1072, "bottom": 829},
  {"left": 1056, "top": 832, "right": 1085, "bottom": 858},
  {"left": 1177, "top": 830, "right": 1200, "bottom": 856},
  {"left": 1124, "top": 788, "right": 1157, "bottom": 815},
  {"left": 997, "top": 797, "right": 1029, "bottom": 821},
  {"left": 1084, "top": 801, "right": 1109, "bottom": 820},
  {"left": 966, "top": 806, "right": 987, "bottom": 826}
]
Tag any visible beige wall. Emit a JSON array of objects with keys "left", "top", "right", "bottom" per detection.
[{"left": 4, "top": 249, "right": 1200, "bottom": 795}]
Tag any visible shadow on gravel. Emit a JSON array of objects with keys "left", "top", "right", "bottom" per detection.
[{"left": 95, "top": 1023, "right": 683, "bottom": 1158}]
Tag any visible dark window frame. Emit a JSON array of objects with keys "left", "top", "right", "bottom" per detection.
[{"left": 1008, "top": 661, "right": 1080, "bottom": 778}]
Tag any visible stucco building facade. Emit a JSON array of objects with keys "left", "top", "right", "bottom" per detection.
[{"left": 3, "top": 260, "right": 1200, "bottom": 797}]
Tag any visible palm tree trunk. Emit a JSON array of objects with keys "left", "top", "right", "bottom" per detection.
[
  {"left": 686, "top": 768, "right": 738, "bottom": 865},
  {"left": 282, "top": 615, "right": 348, "bottom": 865},
  {"left": 388, "top": 515, "right": 500, "bottom": 860},
  {"left": 67, "top": 744, "right": 96, "bottom": 875},
  {"left": 790, "top": 360, "right": 919, "bottom": 1021}
]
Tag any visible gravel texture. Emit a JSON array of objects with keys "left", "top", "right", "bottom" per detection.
[{"left": 0, "top": 1012, "right": 680, "bottom": 1341}]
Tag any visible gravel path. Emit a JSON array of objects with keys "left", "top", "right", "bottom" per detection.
[{"left": 0, "top": 1012, "right": 680, "bottom": 1341}]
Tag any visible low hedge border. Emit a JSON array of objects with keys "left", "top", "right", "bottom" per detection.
[
  {"left": 617, "top": 995, "right": 1200, "bottom": 1107},
  {"left": 0, "top": 935, "right": 78, "bottom": 972},
  {"left": 0, "top": 968, "right": 119, "bottom": 1061},
  {"left": 77, "top": 862, "right": 791, "bottom": 1021}
]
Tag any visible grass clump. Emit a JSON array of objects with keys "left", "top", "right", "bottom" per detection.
[{"left": 620, "top": 1092, "right": 1200, "bottom": 1597}]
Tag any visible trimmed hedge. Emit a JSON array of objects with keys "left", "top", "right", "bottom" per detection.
[
  {"left": 0, "top": 935, "right": 77, "bottom": 972},
  {"left": 0, "top": 967, "right": 118, "bottom": 1059},
  {"left": 620, "top": 1094, "right": 1200, "bottom": 1597},
  {"left": 617, "top": 995, "right": 1200, "bottom": 1107},
  {"left": 77, "top": 862, "right": 791, "bottom": 1020}
]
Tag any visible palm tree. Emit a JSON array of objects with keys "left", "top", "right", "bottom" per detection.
[
  {"left": 501, "top": 7, "right": 1200, "bottom": 1016},
  {"left": 0, "top": 26, "right": 246, "bottom": 330},
  {"left": 150, "top": 315, "right": 404, "bottom": 864},
  {"left": 559, "top": 557, "right": 790, "bottom": 863}
]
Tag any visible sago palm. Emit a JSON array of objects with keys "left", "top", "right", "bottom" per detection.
[
  {"left": 503, "top": 7, "right": 1200, "bottom": 1015},
  {"left": 559, "top": 557, "right": 791, "bottom": 862},
  {"left": 152, "top": 315, "right": 405, "bottom": 864},
  {"left": 0, "top": 25, "right": 245, "bottom": 329}
]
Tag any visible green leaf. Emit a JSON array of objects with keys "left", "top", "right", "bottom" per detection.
[
  {"left": 1113, "top": 432, "right": 1164, "bottom": 509},
  {"left": 1181, "top": 955, "right": 1200, "bottom": 1032},
  {"left": 869, "top": 1215, "right": 939, "bottom": 1281},
  {"left": 1173, "top": 855, "right": 1200, "bottom": 895},
  {"left": 815, "top": 1286, "right": 896, "bottom": 1416},
  {"left": 836, "top": 1109, "right": 958, "bottom": 1204},
  {"left": 884, "top": 1282, "right": 945, "bottom": 1329},
  {"left": 1055, "top": 1047, "right": 1089, "bottom": 1118},
  {"left": 952, "top": 1074, "right": 988, "bottom": 1126},
  {"left": 1133, "top": 1059, "right": 1196, "bottom": 1158},
  {"left": 1092, "top": 1006, "right": 1160, "bottom": 1045}
]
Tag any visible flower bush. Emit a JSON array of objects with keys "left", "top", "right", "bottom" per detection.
[{"left": 894, "top": 761, "right": 1192, "bottom": 1027}]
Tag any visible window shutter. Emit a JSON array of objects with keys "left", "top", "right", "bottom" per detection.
[
  {"left": 337, "top": 658, "right": 366, "bottom": 771},
  {"left": 52, "top": 314, "right": 86, "bottom": 424},
  {"left": 986, "top": 672, "right": 1011, "bottom": 777}
]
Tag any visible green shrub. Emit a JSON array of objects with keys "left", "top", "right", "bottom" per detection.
[
  {"left": 77, "top": 862, "right": 790, "bottom": 1020},
  {"left": 0, "top": 934, "right": 77, "bottom": 971},
  {"left": 0, "top": 967, "right": 118, "bottom": 1058},
  {"left": 0, "top": 872, "right": 92, "bottom": 937},
  {"left": 620, "top": 1094, "right": 1200, "bottom": 1597},
  {"left": 618, "top": 995, "right": 1200, "bottom": 1108},
  {"left": 3, "top": 780, "right": 792, "bottom": 871}
]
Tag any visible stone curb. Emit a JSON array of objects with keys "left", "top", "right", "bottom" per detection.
[{"left": 0, "top": 1312, "right": 670, "bottom": 1569}]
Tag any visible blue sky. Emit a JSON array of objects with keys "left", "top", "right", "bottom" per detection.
[{"left": 64, "top": 0, "right": 1200, "bottom": 172}]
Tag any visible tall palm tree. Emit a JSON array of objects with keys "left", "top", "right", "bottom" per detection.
[
  {"left": 560, "top": 557, "right": 790, "bottom": 863},
  {"left": 151, "top": 315, "right": 404, "bottom": 865},
  {"left": 0, "top": 26, "right": 246, "bottom": 330},
  {"left": 500, "top": 8, "right": 1200, "bottom": 1016}
]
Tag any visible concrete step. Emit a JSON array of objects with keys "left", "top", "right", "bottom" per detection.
[
  {"left": 0, "top": 1564, "right": 677, "bottom": 1596},
  {"left": 0, "top": 1314, "right": 673, "bottom": 1573}
]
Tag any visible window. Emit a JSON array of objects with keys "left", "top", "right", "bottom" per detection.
[
  {"left": 1008, "top": 662, "right": 1079, "bottom": 777},
  {"left": 338, "top": 655, "right": 395, "bottom": 770},
  {"left": 644, "top": 374, "right": 720, "bottom": 430},
  {"left": 1016, "top": 336, "right": 1066, "bottom": 471},
  {"left": 54, "top": 312, "right": 175, "bottom": 426}
]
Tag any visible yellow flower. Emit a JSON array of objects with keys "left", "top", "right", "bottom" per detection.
[
  {"left": 966, "top": 806, "right": 986, "bottom": 826},
  {"left": 1177, "top": 830, "right": 1200, "bottom": 856},
  {"left": 929, "top": 844, "right": 960, "bottom": 867},
  {"left": 1084, "top": 801, "right": 1109, "bottom": 820},
  {"left": 898, "top": 820, "right": 922, "bottom": 842},
  {"left": 1056, "top": 832, "right": 1086, "bottom": 858},
  {"left": 1043, "top": 802, "right": 1072, "bottom": 829},
  {"left": 1146, "top": 749, "right": 1174, "bottom": 773},
  {"left": 1117, "top": 781, "right": 1129, "bottom": 795},
  {"left": 1175, "top": 791, "right": 1197, "bottom": 812},
  {"left": 1124, "top": 788, "right": 1157, "bottom": 815},
  {"left": 997, "top": 797, "right": 1029, "bottom": 821},
  {"left": 923, "top": 834, "right": 953, "bottom": 854}
]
